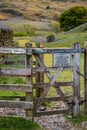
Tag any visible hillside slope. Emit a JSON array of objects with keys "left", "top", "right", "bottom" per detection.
[{"left": 0, "top": 0, "right": 87, "bottom": 20}]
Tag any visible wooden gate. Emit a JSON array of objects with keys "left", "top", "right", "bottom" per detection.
[
  {"left": 0, "top": 42, "right": 87, "bottom": 120},
  {"left": 32, "top": 42, "right": 83, "bottom": 117}
]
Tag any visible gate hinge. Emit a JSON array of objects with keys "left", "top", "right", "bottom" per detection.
[
  {"left": 68, "top": 100, "right": 86, "bottom": 106},
  {"left": 79, "top": 100, "right": 86, "bottom": 105},
  {"left": 68, "top": 100, "right": 75, "bottom": 106}
]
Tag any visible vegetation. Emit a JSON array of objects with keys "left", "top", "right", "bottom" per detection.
[
  {"left": 45, "top": 31, "right": 87, "bottom": 48},
  {"left": 0, "top": 116, "right": 41, "bottom": 130},
  {"left": 59, "top": 6, "right": 87, "bottom": 31},
  {"left": 13, "top": 24, "right": 37, "bottom": 36},
  {"left": 66, "top": 114, "right": 87, "bottom": 124}
]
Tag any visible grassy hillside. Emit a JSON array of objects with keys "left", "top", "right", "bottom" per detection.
[{"left": 0, "top": 0, "right": 87, "bottom": 20}]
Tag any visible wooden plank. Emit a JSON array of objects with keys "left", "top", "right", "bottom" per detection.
[
  {"left": 33, "top": 66, "right": 72, "bottom": 72},
  {"left": 0, "top": 68, "right": 31, "bottom": 76},
  {"left": 33, "top": 48, "right": 84, "bottom": 54},
  {"left": 0, "top": 47, "right": 32, "bottom": 55},
  {"left": 84, "top": 41, "right": 87, "bottom": 114},
  {"left": 0, "top": 60, "right": 25, "bottom": 65},
  {"left": 34, "top": 68, "right": 63, "bottom": 112},
  {"left": 0, "top": 47, "right": 26, "bottom": 54},
  {"left": 34, "top": 55, "right": 52, "bottom": 79},
  {"left": 0, "top": 100, "right": 33, "bottom": 109},
  {"left": 33, "top": 82, "right": 73, "bottom": 88},
  {"left": 73, "top": 43, "right": 80, "bottom": 117},
  {"left": 0, "top": 47, "right": 84, "bottom": 55},
  {"left": 44, "top": 95, "right": 72, "bottom": 102},
  {"left": 35, "top": 109, "right": 69, "bottom": 116},
  {"left": 0, "top": 84, "right": 32, "bottom": 92},
  {"left": 0, "top": 60, "right": 35, "bottom": 66}
]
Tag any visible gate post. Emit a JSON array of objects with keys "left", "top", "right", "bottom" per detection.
[
  {"left": 36, "top": 43, "right": 44, "bottom": 97},
  {"left": 25, "top": 43, "right": 33, "bottom": 119},
  {"left": 84, "top": 41, "right": 87, "bottom": 114},
  {"left": 73, "top": 42, "right": 80, "bottom": 117}
]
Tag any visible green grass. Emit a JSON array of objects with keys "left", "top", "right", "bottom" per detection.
[
  {"left": 45, "top": 31, "right": 87, "bottom": 48},
  {"left": 66, "top": 114, "right": 87, "bottom": 124},
  {"left": 0, "top": 116, "right": 41, "bottom": 130}
]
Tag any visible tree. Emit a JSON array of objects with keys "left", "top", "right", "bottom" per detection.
[{"left": 59, "top": 6, "right": 87, "bottom": 31}]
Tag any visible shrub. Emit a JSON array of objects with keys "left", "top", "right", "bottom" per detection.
[{"left": 59, "top": 6, "right": 87, "bottom": 31}]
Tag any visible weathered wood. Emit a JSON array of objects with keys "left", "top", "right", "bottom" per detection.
[
  {"left": 0, "top": 47, "right": 25, "bottom": 54},
  {"left": 0, "top": 60, "right": 25, "bottom": 65},
  {"left": 35, "top": 95, "right": 72, "bottom": 102},
  {"left": 0, "top": 47, "right": 32, "bottom": 55},
  {"left": 35, "top": 43, "right": 44, "bottom": 97},
  {"left": 84, "top": 41, "right": 87, "bottom": 114},
  {"left": 33, "top": 82, "right": 73, "bottom": 88},
  {"left": 33, "top": 48, "right": 84, "bottom": 54},
  {"left": 0, "top": 84, "right": 32, "bottom": 92},
  {"left": 73, "top": 43, "right": 80, "bottom": 117},
  {"left": 0, "top": 100, "right": 33, "bottom": 109},
  {"left": 34, "top": 68, "right": 63, "bottom": 112},
  {"left": 34, "top": 55, "right": 52, "bottom": 79},
  {"left": 0, "top": 68, "right": 31, "bottom": 76},
  {"left": 35, "top": 109, "right": 69, "bottom": 116},
  {"left": 25, "top": 43, "right": 33, "bottom": 118},
  {"left": 33, "top": 66, "right": 72, "bottom": 72}
]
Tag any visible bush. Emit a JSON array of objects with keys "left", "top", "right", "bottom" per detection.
[{"left": 59, "top": 6, "right": 87, "bottom": 31}]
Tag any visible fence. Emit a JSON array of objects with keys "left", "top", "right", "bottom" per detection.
[
  {"left": 0, "top": 42, "right": 87, "bottom": 120},
  {"left": 0, "top": 43, "right": 33, "bottom": 118}
]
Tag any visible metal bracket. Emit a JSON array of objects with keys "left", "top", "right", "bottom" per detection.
[
  {"left": 68, "top": 100, "right": 86, "bottom": 106},
  {"left": 79, "top": 100, "right": 86, "bottom": 105},
  {"left": 68, "top": 100, "right": 86, "bottom": 117},
  {"left": 68, "top": 100, "right": 75, "bottom": 106}
]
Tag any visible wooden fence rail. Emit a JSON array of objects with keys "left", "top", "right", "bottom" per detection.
[{"left": 0, "top": 43, "right": 33, "bottom": 120}]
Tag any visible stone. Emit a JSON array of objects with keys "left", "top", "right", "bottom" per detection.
[
  {"left": 82, "top": 121, "right": 87, "bottom": 128},
  {"left": 0, "top": 26, "right": 13, "bottom": 47},
  {"left": 46, "top": 34, "right": 55, "bottom": 42}
]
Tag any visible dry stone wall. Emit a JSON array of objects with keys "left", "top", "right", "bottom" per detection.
[{"left": 0, "top": 26, "right": 13, "bottom": 47}]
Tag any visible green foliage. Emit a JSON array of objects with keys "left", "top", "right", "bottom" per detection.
[
  {"left": 0, "top": 116, "right": 41, "bottom": 130},
  {"left": 13, "top": 31, "right": 28, "bottom": 37},
  {"left": 66, "top": 112, "right": 87, "bottom": 125},
  {"left": 13, "top": 24, "right": 37, "bottom": 37},
  {"left": 23, "top": 24, "right": 37, "bottom": 36},
  {"left": 59, "top": 6, "right": 87, "bottom": 31}
]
